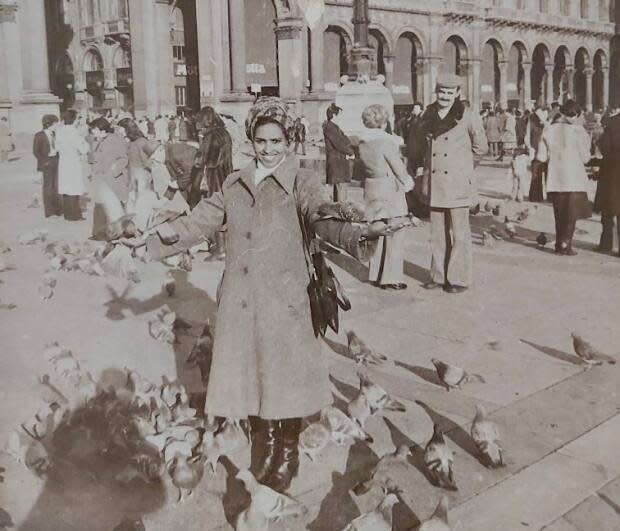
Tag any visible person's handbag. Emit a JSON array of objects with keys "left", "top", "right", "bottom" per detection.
[{"left": 295, "top": 185, "right": 351, "bottom": 337}]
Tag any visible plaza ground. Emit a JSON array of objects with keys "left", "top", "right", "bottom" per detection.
[{"left": 0, "top": 149, "right": 619, "bottom": 531}]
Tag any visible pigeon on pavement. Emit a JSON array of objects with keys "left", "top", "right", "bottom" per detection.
[
  {"left": 168, "top": 454, "right": 204, "bottom": 502},
  {"left": 504, "top": 216, "right": 516, "bottom": 238},
  {"left": 347, "top": 331, "right": 388, "bottom": 367},
  {"left": 431, "top": 359, "right": 485, "bottom": 391},
  {"left": 471, "top": 405, "right": 504, "bottom": 468},
  {"left": 571, "top": 333, "right": 616, "bottom": 367},
  {"left": 536, "top": 232, "right": 548, "bottom": 247},
  {"left": 341, "top": 490, "right": 399, "bottom": 531},
  {"left": 424, "top": 424, "right": 457, "bottom": 490},
  {"left": 299, "top": 421, "right": 331, "bottom": 461},
  {"left": 352, "top": 445, "right": 411, "bottom": 495},
  {"left": 347, "top": 372, "right": 406, "bottom": 427},
  {"left": 320, "top": 406, "right": 373, "bottom": 446}
]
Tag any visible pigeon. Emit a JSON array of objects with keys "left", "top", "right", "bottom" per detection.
[
  {"left": 491, "top": 204, "right": 501, "bottom": 217},
  {"left": 201, "top": 419, "right": 249, "bottom": 473},
  {"left": 347, "top": 331, "right": 388, "bottom": 367},
  {"left": 298, "top": 421, "right": 331, "bottom": 461},
  {"left": 320, "top": 406, "right": 373, "bottom": 446},
  {"left": 168, "top": 454, "right": 204, "bottom": 502},
  {"left": 536, "top": 232, "right": 548, "bottom": 247},
  {"left": 571, "top": 333, "right": 616, "bottom": 367},
  {"left": 484, "top": 201, "right": 492, "bottom": 213},
  {"left": 431, "top": 358, "right": 485, "bottom": 391},
  {"left": 347, "top": 372, "right": 405, "bottom": 427},
  {"left": 424, "top": 424, "right": 457, "bottom": 490},
  {"left": 163, "top": 439, "right": 194, "bottom": 466},
  {"left": 504, "top": 216, "right": 516, "bottom": 238},
  {"left": 164, "top": 271, "right": 176, "bottom": 297},
  {"left": 352, "top": 445, "right": 412, "bottom": 495},
  {"left": 235, "top": 469, "right": 307, "bottom": 531},
  {"left": 186, "top": 322, "right": 214, "bottom": 385},
  {"left": 515, "top": 208, "right": 529, "bottom": 223},
  {"left": 160, "top": 380, "right": 189, "bottom": 409},
  {"left": 38, "top": 273, "right": 57, "bottom": 300},
  {"left": 342, "top": 490, "right": 399, "bottom": 531},
  {"left": 413, "top": 496, "right": 451, "bottom": 531},
  {"left": 471, "top": 405, "right": 504, "bottom": 468},
  {"left": 481, "top": 231, "right": 493, "bottom": 247},
  {"left": 469, "top": 203, "right": 480, "bottom": 216}
]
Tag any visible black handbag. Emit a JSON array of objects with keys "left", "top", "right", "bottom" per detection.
[{"left": 295, "top": 185, "right": 351, "bottom": 338}]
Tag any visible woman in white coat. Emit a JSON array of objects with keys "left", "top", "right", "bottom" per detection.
[
  {"left": 57, "top": 109, "right": 90, "bottom": 221},
  {"left": 536, "top": 99, "right": 591, "bottom": 255}
]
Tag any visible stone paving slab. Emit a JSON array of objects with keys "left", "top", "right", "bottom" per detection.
[
  {"left": 450, "top": 452, "right": 615, "bottom": 531},
  {"left": 560, "top": 494, "right": 620, "bottom": 531}
]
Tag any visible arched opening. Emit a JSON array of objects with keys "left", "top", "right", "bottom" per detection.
[
  {"left": 574, "top": 47, "right": 590, "bottom": 108},
  {"left": 244, "top": 0, "right": 278, "bottom": 96},
  {"left": 323, "top": 25, "right": 350, "bottom": 92},
  {"left": 368, "top": 28, "right": 388, "bottom": 78},
  {"left": 53, "top": 54, "right": 75, "bottom": 112},
  {"left": 553, "top": 46, "right": 570, "bottom": 102},
  {"left": 83, "top": 49, "right": 105, "bottom": 109},
  {"left": 532, "top": 43, "right": 550, "bottom": 105},
  {"left": 481, "top": 39, "right": 503, "bottom": 107},
  {"left": 509, "top": 42, "right": 528, "bottom": 108},
  {"left": 113, "top": 46, "right": 133, "bottom": 112},
  {"left": 441, "top": 35, "right": 469, "bottom": 100},
  {"left": 393, "top": 32, "right": 423, "bottom": 108},
  {"left": 593, "top": 49, "right": 607, "bottom": 111}
]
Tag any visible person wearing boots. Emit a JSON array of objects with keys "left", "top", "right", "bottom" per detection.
[
  {"left": 535, "top": 100, "right": 591, "bottom": 255},
  {"left": 140, "top": 97, "right": 393, "bottom": 493},
  {"left": 595, "top": 107, "right": 620, "bottom": 255}
]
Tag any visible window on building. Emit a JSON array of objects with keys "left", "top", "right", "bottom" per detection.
[
  {"left": 540, "top": 0, "right": 549, "bottom": 11},
  {"left": 173, "top": 45, "right": 186, "bottom": 61},
  {"left": 175, "top": 86, "right": 186, "bottom": 107}
]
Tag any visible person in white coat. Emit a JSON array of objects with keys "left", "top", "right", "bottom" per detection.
[
  {"left": 56, "top": 109, "right": 90, "bottom": 221},
  {"left": 536, "top": 99, "right": 591, "bottom": 255}
]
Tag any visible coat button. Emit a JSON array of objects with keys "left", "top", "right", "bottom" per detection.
[
  {"left": 432, "top": 153, "right": 436, "bottom": 157},
  {"left": 444, "top": 137, "right": 448, "bottom": 140},
  {"left": 444, "top": 171, "right": 448, "bottom": 174},
  {"left": 241, "top": 300, "right": 247, "bottom": 308},
  {"left": 242, "top": 266, "right": 249, "bottom": 274},
  {"left": 443, "top": 153, "right": 447, "bottom": 157},
  {"left": 245, "top": 231, "right": 252, "bottom": 239},
  {"left": 432, "top": 170, "right": 436, "bottom": 174}
]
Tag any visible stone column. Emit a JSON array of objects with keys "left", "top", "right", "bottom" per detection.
[
  {"left": 545, "top": 63, "right": 554, "bottom": 105},
  {"left": 229, "top": 0, "right": 248, "bottom": 94},
  {"left": 522, "top": 61, "right": 532, "bottom": 107},
  {"left": 602, "top": 66, "right": 609, "bottom": 110},
  {"left": 309, "top": 24, "right": 325, "bottom": 94},
  {"left": 471, "top": 59, "right": 482, "bottom": 111},
  {"left": 103, "top": 67, "right": 118, "bottom": 110},
  {"left": 18, "top": 0, "right": 58, "bottom": 101},
  {"left": 196, "top": 0, "right": 223, "bottom": 104},
  {"left": 498, "top": 60, "right": 508, "bottom": 109},
  {"left": 423, "top": 56, "right": 442, "bottom": 108},
  {"left": 383, "top": 53, "right": 394, "bottom": 90},
  {"left": 565, "top": 66, "right": 575, "bottom": 100},
  {"left": 0, "top": 2, "right": 18, "bottom": 106},
  {"left": 584, "top": 67, "right": 593, "bottom": 111},
  {"left": 275, "top": 16, "right": 304, "bottom": 101}
]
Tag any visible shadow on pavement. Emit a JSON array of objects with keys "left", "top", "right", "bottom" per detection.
[
  {"left": 519, "top": 339, "right": 584, "bottom": 366},
  {"left": 394, "top": 361, "right": 444, "bottom": 389},
  {"left": 17, "top": 369, "right": 165, "bottom": 531},
  {"left": 403, "top": 260, "right": 430, "bottom": 284},
  {"left": 307, "top": 441, "right": 378, "bottom": 531},
  {"left": 414, "top": 401, "right": 480, "bottom": 461},
  {"left": 329, "top": 375, "right": 359, "bottom": 402},
  {"left": 322, "top": 336, "right": 355, "bottom": 363},
  {"left": 220, "top": 457, "right": 250, "bottom": 528},
  {"left": 102, "top": 269, "right": 218, "bottom": 401}
]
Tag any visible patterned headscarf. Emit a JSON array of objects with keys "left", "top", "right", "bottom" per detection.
[{"left": 245, "top": 96, "right": 296, "bottom": 141}]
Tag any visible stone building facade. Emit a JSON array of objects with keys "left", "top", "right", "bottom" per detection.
[{"left": 0, "top": 0, "right": 617, "bottom": 145}]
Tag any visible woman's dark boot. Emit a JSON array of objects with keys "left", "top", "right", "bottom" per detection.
[
  {"left": 269, "top": 418, "right": 302, "bottom": 493},
  {"left": 249, "top": 417, "right": 280, "bottom": 485}
]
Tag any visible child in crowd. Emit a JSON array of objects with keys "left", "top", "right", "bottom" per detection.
[{"left": 510, "top": 146, "right": 530, "bottom": 202}]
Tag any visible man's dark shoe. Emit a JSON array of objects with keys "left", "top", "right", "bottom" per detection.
[
  {"left": 380, "top": 283, "right": 407, "bottom": 290},
  {"left": 422, "top": 281, "right": 443, "bottom": 290},
  {"left": 562, "top": 248, "right": 578, "bottom": 256},
  {"left": 443, "top": 285, "right": 468, "bottom": 294}
]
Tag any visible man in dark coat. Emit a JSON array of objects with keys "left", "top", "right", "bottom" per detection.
[
  {"left": 404, "top": 102, "right": 424, "bottom": 175},
  {"left": 596, "top": 108, "right": 620, "bottom": 255},
  {"left": 526, "top": 107, "right": 547, "bottom": 202},
  {"left": 323, "top": 103, "right": 354, "bottom": 201},
  {"left": 33, "top": 114, "right": 62, "bottom": 217}
]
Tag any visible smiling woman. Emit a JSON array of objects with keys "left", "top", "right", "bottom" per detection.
[{"left": 140, "top": 96, "right": 400, "bottom": 494}]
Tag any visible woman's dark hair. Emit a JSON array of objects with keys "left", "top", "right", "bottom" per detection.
[
  {"left": 195, "top": 106, "right": 225, "bottom": 130},
  {"left": 42, "top": 114, "right": 59, "bottom": 129},
  {"left": 252, "top": 116, "right": 290, "bottom": 142},
  {"left": 119, "top": 119, "right": 144, "bottom": 141},
  {"left": 63, "top": 109, "right": 78, "bottom": 125},
  {"left": 560, "top": 99, "right": 581, "bottom": 118},
  {"left": 89, "top": 117, "right": 111, "bottom": 133}
]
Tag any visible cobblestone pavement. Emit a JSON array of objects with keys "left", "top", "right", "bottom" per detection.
[{"left": 0, "top": 152, "right": 618, "bottom": 531}]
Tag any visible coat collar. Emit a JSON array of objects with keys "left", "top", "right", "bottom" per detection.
[{"left": 231, "top": 154, "right": 300, "bottom": 196}]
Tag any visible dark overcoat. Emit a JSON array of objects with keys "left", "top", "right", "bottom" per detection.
[
  {"left": 323, "top": 120, "right": 354, "bottom": 184},
  {"left": 596, "top": 113, "right": 620, "bottom": 215},
  {"left": 148, "top": 155, "right": 373, "bottom": 419}
]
